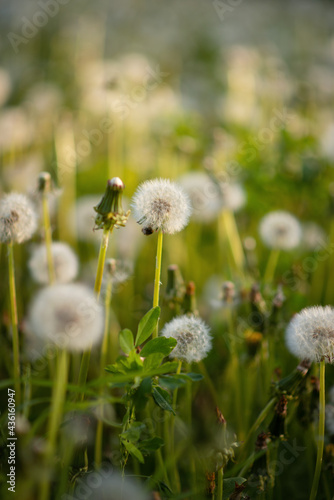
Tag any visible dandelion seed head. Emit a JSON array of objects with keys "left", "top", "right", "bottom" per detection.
[
  {"left": 161, "top": 315, "right": 212, "bottom": 363},
  {"left": 285, "top": 306, "right": 334, "bottom": 363},
  {"left": 0, "top": 192, "right": 38, "bottom": 243},
  {"left": 302, "top": 222, "right": 327, "bottom": 251},
  {"left": 131, "top": 178, "right": 191, "bottom": 234},
  {"left": 259, "top": 210, "right": 302, "bottom": 250},
  {"left": 27, "top": 284, "right": 104, "bottom": 352},
  {"left": 28, "top": 242, "right": 79, "bottom": 284}
]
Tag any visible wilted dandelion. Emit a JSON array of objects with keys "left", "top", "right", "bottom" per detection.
[
  {"left": 27, "top": 284, "right": 104, "bottom": 352},
  {"left": 28, "top": 242, "right": 79, "bottom": 285},
  {"left": 161, "top": 315, "right": 212, "bottom": 363},
  {"left": 259, "top": 210, "right": 302, "bottom": 250},
  {"left": 0, "top": 192, "right": 38, "bottom": 244},
  {"left": 131, "top": 178, "right": 191, "bottom": 234},
  {"left": 285, "top": 306, "right": 334, "bottom": 363}
]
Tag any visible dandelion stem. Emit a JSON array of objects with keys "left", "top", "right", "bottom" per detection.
[
  {"left": 217, "top": 468, "right": 223, "bottom": 500},
  {"left": 263, "top": 249, "right": 280, "bottom": 283},
  {"left": 310, "top": 360, "right": 325, "bottom": 500},
  {"left": 8, "top": 241, "right": 21, "bottom": 406},
  {"left": 153, "top": 229, "right": 163, "bottom": 338},
  {"left": 42, "top": 192, "right": 55, "bottom": 284},
  {"left": 39, "top": 349, "right": 69, "bottom": 500},
  {"left": 94, "top": 227, "right": 111, "bottom": 299},
  {"left": 170, "top": 360, "right": 182, "bottom": 492},
  {"left": 77, "top": 226, "right": 112, "bottom": 400},
  {"left": 221, "top": 209, "right": 245, "bottom": 277},
  {"left": 95, "top": 275, "right": 113, "bottom": 466}
]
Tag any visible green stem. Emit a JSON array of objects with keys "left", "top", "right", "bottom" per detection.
[
  {"left": 77, "top": 226, "right": 112, "bottom": 400},
  {"left": 263, "top": 249, "right": 280, "bottom": 284},
  {"left": 238, "top": 397, "right": 276, "bottom": 463},
  {"left": 94, "top": 227, "right": 111, "bottom": 299},
  {"left": 153, "top": 230, "right": 163, "bottom": 338},
  {"left": 217, "top": 468, "right": 223, "bottom": 500},
  {"left": 310, "top": 360, "right": 325, "bottom": 500},
  {"left": 198, "top": 360, "right": 219, "bottom": 406},
  {"left": 42, "top": 193, "right": 55, "bottom": 284},
  {"left": 95, "top": 276, "right": 113, "bottom": 466},
  {"left": 39, "top": 349, "right": 69, "bottom": 500},
  {"left": 170, "top": 360, "right": 182, "bottom": 492},
  {"left": 8, "top": 241, "right": 21, "bottom": 406},
  {"left": 221, "top": 210, "right": 245, "bottom": 277}
]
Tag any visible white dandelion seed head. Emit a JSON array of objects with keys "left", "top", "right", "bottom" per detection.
[
  {"left": 161, "top": 315, "right": 212, "bottom": 363},
  {"left": 28, "top": 242, "right": 79, "bottom": 285},
  {"left": 259, "top": 210, "right": 302, "bottom": 250},
  {"left": 72, "top": 468, "right": 150, "bottom": 500},
  {"left": 131, "top": 178, "right": 192, "bottom": 234},
  {"left": 27, "top": 284, "right": 104, "bottom": 352},
  {"left": 326, "top": 404, "right": 334, "bottom": 435},
  {"left": 0, "top": 192, "right": 38, "bottom": 244},
  {"left": 285, "top": 306, "right": 334, "bottom": 363}
]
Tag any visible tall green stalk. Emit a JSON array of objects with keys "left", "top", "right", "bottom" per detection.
[
  {"left": 77, "top": 227, "right": 111, "bottom": 398},
  {"left": 263, "top": 249, "right": 280, "bottom": 284},
  {"left": 153, "top": 229, "right": 164, "bottom": 338},
  {"left": 95, "top": 273, "right": 112, "bottom": 466},
  {"left": 8, "top": 241, "right": 21, "bottom": 406},
  {"left": 39, "top": 349, "right": 69, "bottom": 500},
  {"left": 310, "top": 360, "right": 325, "bottom": 500},
  {"left": 42, "top": 193, "right": 55, "bottom": 284}
]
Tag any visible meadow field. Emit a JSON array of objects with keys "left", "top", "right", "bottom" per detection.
[{"left": 1, "top": 1, "right": 334, "bottom": 498}]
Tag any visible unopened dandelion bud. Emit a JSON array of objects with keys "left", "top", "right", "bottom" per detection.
[
  {"left": 222, "top": 281, "right": 235, "bottom": 304},
  {"left": 275, "top": 359, "right": 311, "bottom": 396},
  {"left": 216, "top": 406, "right": 227, "bottom": 425},
  {"left": 165, "top": 264, "right": 184, "bottom": 308},
  {"left": 182, "top": 281, "right": 198, "bottom": 316},
  {"left": 94, "top": 177, "right": 130, "bottom": 230},
  {"left": 38, "top": 171, "right": 52, "bottom": 194},
  {"left": 268, "top": 395, "right": 288, "bottom": 439},
  {"left": 106, "top": 258, "right": 117, "bottom": 276},
  {"left": 245, "top": 330, "right": 263, "bottom": 357}
]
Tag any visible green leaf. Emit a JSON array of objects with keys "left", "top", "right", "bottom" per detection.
[
  {"left": 135, "top": 306, "right": 161, "bottom": 346},
  {"left": 121, "top": 422, "right": 146, "bottom": 443},
  {"left": 138, "top": 437, "right": 164, "bottom": 452},
  {"left": 159, "top": 375, "right": 187, "bottom": 390},
  {"left": 133, "top": 377, "right": 152, "bottom": 411},
  {"left": 121, "top": 439, "right": 145, "bottom": 463},
  {"left": 119, "top": 329, "right": 134, "bottom": 354},
  {"left": 105, "top": 361, "right": 179, "bottom": 385},
  {"left": 143, "top": 353, "right": 164, "bottom": 371},
  {"left": 183, "top": 372, "right": 203, "bottom": 382},
  {"left": 222, "top": 477, "right": 247, "bottom": 500},
  {"left": 140, "top": 337, "right": 177, "bottom": 357},
  {"left": 152, "top": 386, "right": 175, "bottom": 414}
]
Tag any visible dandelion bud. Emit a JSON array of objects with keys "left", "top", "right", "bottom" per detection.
[
  {"left": 268, "top": 395, "right": 288, "bottom": 439},
  {"left": 222, "top": 281, "right": 235, "bottom": 304},
  {"left": 94, "top": 177, "right": 130, "bottom": 230},
  {"left": 182, "top": 281, "right": 198, "bottom": 316},
  {"left": 216, "top": 406, "right": 227, "bottom": 425},
  {"left": 0, "top": 192, "right": 38, "bottom": 244},
  {"left": 161, "top": 314, "right": 212, "bottom": 363},
  {"left": 245, "top": 330, "right": 263, "bottom": 357},
  {"left": 275, "top": 359, "right": 311, "bottom": 396},
  {"left": 37, "top": 171, "right": 52, "bottom": 194}
]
